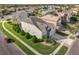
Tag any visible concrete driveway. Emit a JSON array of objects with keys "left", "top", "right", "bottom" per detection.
[{"left": 54, "top": 34, "right": 74, "bottom": 47}]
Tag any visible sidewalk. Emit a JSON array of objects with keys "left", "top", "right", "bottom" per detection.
[
  {"left": 2, "top": 21, "right": 41, "bottom": 55},
  {"left": 50, "top": 42, "right": 64, "bottom": 55}
]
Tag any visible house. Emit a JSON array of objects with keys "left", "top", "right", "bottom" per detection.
[
  {"left": 41, "top": 5, "right": 53, "bottom": 15},
  {"left": 63, "top": 9, "right": 78, "bottom": 23},
  {"left": 17, "top": 11, "right": 65, "bottom": 39},
  {"left": 20, "top": 17, "right": 55, "bottom": 39},
  {"left": 41, "top": 12, "right": 65, "bottom": 31}
]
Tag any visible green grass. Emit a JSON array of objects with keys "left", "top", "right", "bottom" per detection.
[
  {"left": 0, "top": 22, "right": 35, "bottom": 55},
  {"left": 0, "top": 22, "right": 3, "bottom": 30},
  {"left": 56, "top": 31, "right": 68, "bottom": 36},
  {"left": 69, "top": 35, "right": 75, "bottom": 40},
  {"left": 4, "top": 22, "right": 60, "bottom": 54},
  {"left": 56, "top": 46, "right": 68, "bottom": 55}
]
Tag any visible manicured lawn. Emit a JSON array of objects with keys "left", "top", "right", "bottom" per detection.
[
  {"left": 0, "top": 22, "right": 35, "bottom": 55},
  {"left": 56, "top": 46, "right": 68, "bottom": 55},
  {"left": 4, "top": 22, "right": 60, "bottom": 54},
  {"left": 56, "top": 31, "right": 68, "bottom": 36},
  {"left": 4, "top": 31, "right": 35, "bottom": 55},
  {"left": 69, "top": 35, "right": 75, "bottom": 40},
  {"left": 0, "top": 22, "right": 3, "bottom": 31}
]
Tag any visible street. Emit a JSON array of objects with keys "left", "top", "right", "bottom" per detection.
[
  {"left": 68, "top": 38, "right": 79, "bottom": 55},
  {"left": 0, "top": 31, "right": 24, "bottom": 55}
]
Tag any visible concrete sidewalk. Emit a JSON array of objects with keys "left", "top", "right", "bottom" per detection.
[
  {"left": 50, "top": 42, "right": 64, "bottom": 55},
  {"left": 2, "top": 21, "right": 41, "bottom": 55}
]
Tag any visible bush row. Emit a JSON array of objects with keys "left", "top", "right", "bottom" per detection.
[{"left": 12, "top": 24, "right": 43, "bottom": 43}]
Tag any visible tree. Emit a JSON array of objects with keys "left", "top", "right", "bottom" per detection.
[
  {"left": 70, "top": 16, "right": 78, "bottom": 23},
  {"left": 57, "top": 8, "right": 63, "bottom": 12},
  {"left": 43, "top": 6, "right": 48, "bottom": 9},
  {"left": 32, "top": 36, "right": 38, "bottom": 43},
  {"left": 1, "top": 9, "right": 7, "bottom": 15}
]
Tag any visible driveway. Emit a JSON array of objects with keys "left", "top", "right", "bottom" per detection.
[
  {"left": 54, "top": 34, "right": 74, "bottom": 47},
  {"left": 0, "top": 31, "right": 24, "bottom": 55}
]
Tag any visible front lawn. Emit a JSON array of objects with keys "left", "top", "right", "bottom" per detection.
[
  {"left": 4, "top": 31, "right": 35, "bottom": 55},
  {"left": 0, "top": 22, "right": 35, "bottom": 55},
  {"left": 56, "top": 46, "right": 68, "bottom": 55},
  {"left": 69, "top": 35, "right": 76, "bottom": 40},
  {"left": 4, "top": 22, "right": 60, "bottom": 54},
  {"left": 56, "top": 31, "right": 68, "bottom": 36}
]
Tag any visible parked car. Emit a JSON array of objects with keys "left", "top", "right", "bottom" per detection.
[{"left": 4, "top": 38, "right": 12, "bottom": 43}]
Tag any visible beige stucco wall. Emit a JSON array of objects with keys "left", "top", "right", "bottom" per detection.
[{"left": 21, "top": 22, "right": 42, "bottom": 39}]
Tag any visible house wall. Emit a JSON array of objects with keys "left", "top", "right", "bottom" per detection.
[
  {"left": 36, "top": 22, "right": 47, "bottom": 36},
  {"left": 21, "top": 22, "right": 42, "bottom": 39},
  {"left": 49, "top": 27, "right": 56, "bottom": 39},
  {"left": 66, "top": 13, "right": 72, "bottom": 22},
  {"left": 36, "top": 22, "right": 56, "bottom": 38},
  {"left": 36, "top": 21, "right": 56, "bottom": 39}
]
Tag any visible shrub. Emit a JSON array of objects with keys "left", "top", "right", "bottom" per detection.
[
  {"left": 20, "top": 30, "right": 25, "bottom": 35},
  {"left": 32, "top": 36, "right": 38, "bottom": 43},
  {"left": 32, "top": 36, "right": 43, "bottom": 43},
  {"left": 70, "top": 16, "right": 78, "bottom": 23},
  {"left": 13, "top": 25, "right": 16, "bottom": 31},
  {"left": 13, "top": 24, "right": 21, "bottom": 33},
  {"left": 25, "top": 33, "right": 32, "bottom": 39},
  {"left": 15, "top": 26, "right": 21, "bottom": 33},
  {"left": 46, "top": 38, "right": 57, "bottom": 44}
]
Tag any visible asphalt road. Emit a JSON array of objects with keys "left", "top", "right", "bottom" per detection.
[
  {"left": 68, "top": 38, "right": 79, "bottom": 55},
  {"left": 0, "top": 31, "right": 24, "bottom": 55}
]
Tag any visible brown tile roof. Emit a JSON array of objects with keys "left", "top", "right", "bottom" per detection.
[{"left": 41, "top": 13, "right": 64, "bottom": 26}]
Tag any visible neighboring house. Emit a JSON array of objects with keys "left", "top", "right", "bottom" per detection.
[
  {"left": 63, "top": 9, "right": 78, "bottom": 23},
  {"left": 41, "top": 12, "right": 65, "bottom": 31},
  {"left": 41, "top": 5, "right": 53, "bottom": 15}
]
